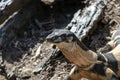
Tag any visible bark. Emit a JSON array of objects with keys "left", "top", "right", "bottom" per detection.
[
  {"left": 0, "top": 8, "right": 33, "bottom": 48},
  {"left": 67, "top": 0, "right": 111, "bottom": 40},
  {"left": 0, "top": 0, "right": 32, "bottom": 25}
]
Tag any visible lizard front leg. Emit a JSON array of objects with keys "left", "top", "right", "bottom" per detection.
[{"left": 66, "top": 66, "right": 82, "bottom": 80}]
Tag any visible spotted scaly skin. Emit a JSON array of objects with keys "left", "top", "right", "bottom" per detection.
[{"left": 46, "top": 29, "right": 120, "bottom": 80}]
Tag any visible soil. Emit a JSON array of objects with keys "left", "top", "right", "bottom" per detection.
[{"left": 0, "top": 0, "right": 120, "bottom": 80}]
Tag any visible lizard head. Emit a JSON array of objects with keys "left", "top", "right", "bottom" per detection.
[
  {"left": 46, "top": 29, "right": 74, "bottom": 44},
  {"left": 46, "top": 29, "right": 88, "bottom": 51}
]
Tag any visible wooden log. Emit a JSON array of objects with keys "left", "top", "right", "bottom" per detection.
[
  {"left": 67, "top": 0, "right": 110, "bottom": 40},
  {"left": 0, "top": 2, "right": 41, "bottom": 48},
  {"left": 0, "top": 0, "right": 32, "bottom": 25},
  {"left": 33, "top": 0, "right": 111, "bottom": 74},
  {"left": 41, "top": 0, "right": 85, "bottom": 5}
]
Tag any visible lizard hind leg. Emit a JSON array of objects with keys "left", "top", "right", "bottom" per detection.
[
  {"left": 99, "top": 40, "right": 114, "bottom": 53},
  {"left": 105, "top": 67, "right": 119, "bottom": 80},
  {"left": 99, "top": 30, "right": 120, "bottom": 53}
]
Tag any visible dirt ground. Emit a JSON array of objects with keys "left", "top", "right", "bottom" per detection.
[{"left": 0, "top": 0, "right": 120, "bottom": 80}]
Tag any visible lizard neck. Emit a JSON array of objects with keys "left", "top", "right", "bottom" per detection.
[{"left": 56, "top": 41, "right": 101, "bottom": 67}]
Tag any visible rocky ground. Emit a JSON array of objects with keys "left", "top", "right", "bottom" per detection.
[{"left": 0, "top": 0, "right": 120, "bottom": 80}]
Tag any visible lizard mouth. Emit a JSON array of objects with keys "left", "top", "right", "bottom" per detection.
[
  {"left": 46, "top": 35, "right": 62, "bottom": 43},
  {"left": 46, "top": 35, "right": 73, "bottom": 44}
]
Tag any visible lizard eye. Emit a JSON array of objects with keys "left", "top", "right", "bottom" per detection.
[{"left": 66, "top": 36, "right": 73, "bottom": 42}]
